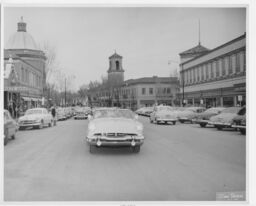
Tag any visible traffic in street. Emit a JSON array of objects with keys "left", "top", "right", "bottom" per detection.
[{"left": 4, "top": 112, "right": 245, "bottom": 201}]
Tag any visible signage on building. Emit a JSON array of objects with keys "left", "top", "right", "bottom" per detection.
[
  {"left": 4, "top": 86, "right": 28, "bottom": 92},
  {"left": 238, "top": 95, "right": 243, "bottom": 102}
]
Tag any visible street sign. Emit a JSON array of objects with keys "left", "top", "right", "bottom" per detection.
[{"left": 238, "top": 95, "right": 243, "bottom": 102}]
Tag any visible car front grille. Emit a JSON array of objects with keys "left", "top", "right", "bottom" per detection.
[
  {"left": 94, "top": 133, "right": 137, "bottom": 137},
  {"left": 20, "top": 120, "right": 35, "bottom": 124}
]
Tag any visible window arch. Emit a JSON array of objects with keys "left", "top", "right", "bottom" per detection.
[{"left": 116, "top": 61, "right": 120, "bottom": 70}]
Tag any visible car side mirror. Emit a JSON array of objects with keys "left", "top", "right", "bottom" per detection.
[{"left": 135, "top": 114, "right": 139, "bottom": 120}]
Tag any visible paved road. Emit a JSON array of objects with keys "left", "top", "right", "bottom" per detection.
[{"left": 4, "top": 116, "right": 246, "bottom": 201}]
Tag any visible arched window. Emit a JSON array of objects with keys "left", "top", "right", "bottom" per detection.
[{"left": 116, "top": 61, "right": 120, "bottom": 70}]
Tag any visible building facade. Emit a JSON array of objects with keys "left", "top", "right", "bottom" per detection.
[
  {"left": 88, "top": 52, "right": 179, "bottom": 110},
  {"left": 179, "top": 33, "right": 246, "bottom": 107},
  {"left": 4, "top": 17, "right": 46, "bottom": 117}
]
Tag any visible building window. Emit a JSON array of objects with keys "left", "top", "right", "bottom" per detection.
[
  {"left": 216, "top": 60, "right": 220, "bottom": 77},
  {"left": 231, "top": 54, "right": 236, "bottom": 74},
  {"left": 221, "top": 58, "right": 225, "bottom": 76},
  {"left": 239, "top": 51, "right": 245, "bottom": 72},
  {"left": 116, "top": 61, "right": 120, "bottom": 71},
  {"left": 142, "top": 88, "right": 146, "bottom": 95},
  {"left": 228, "top": 56, "right": 233, "bottom": 74},
  {"left": 167, "top": 88, "right": 171, "bottom": 94},
  {"left": 201, "top": 65, "right": 204, "bottom": 80},
  {"left": 225, "top": 56, "right": 229, "bottom": 75},
  {"left": 236, "top": 52, "right": 240, "bottom": 73},
  {"left": 21, "top": 67, "right": 24, "bottom": 82},
  {"left": 149, "top": 88, "right": 153, "bottom": 95},
  {"left": 206, "top": 64, "right": 209, "bottom": 80},
  {"left": 210, "top": 62, "right": 213, "bottom": 79}
]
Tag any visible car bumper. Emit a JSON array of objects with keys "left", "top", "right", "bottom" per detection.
[
  {"left": 208, "top": 121, "right": 232, "bottom": 127},
  {"left": 74, "top": 116, "right": 88, "bottom": 119},
  {"left": 232, "top": 125, "right": 246, "bottom": 129},
  {"left": 156, "top": 118, "right": 177, "bottom": 122},
  {"left": 86, "top": 135, "right": 144, "bottom": 147},
  {"left": 192, "top": 119, "right": 209, "bottom": 124},
  {"left": 19, "top": 122, "right": 41, "bottom": 127}
]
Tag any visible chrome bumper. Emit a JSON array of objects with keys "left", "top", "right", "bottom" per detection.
[
  {"left": 156, "top": 118, "right": 177, "bottom": 122},
  {"left": 208, "top": 121, "right": 232, "bottom": 127},
  {"left": 232, "top": 125, "right": 246, "bottom": 129}
]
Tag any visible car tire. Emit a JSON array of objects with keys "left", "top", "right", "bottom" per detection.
[
  {"left": 200, "top": 123, "right": 207, "bottom": 128},
  {"left": 11, "top": 134, "right": 15, "bottom": 140},
  {"left": 173, "top": 121, "right": 176, "bottom": 125},
  {"left": 89, "top": 145, "right": 96, "bottom": 153},
  {"left": 38, "top": 121, "right": 43, "bottom": 129},
  {"left": 4, "top": 137, "right": 8, "bottom": 146},
  {"left": 240, "top": 128, "right": 246, "bottom": 135},
  {"left": 216, "top": 126, "right": 223, "bottom": 130},
  {"left": 48, "top": 121, "right": 53, "bottom": 127},
  {"left": 133, "top": 146, "right": 140, "bottom": 153}
]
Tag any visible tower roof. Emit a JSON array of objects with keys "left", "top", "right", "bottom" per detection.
[
  {"left": 6, "top": 17, "right": 38, "bottom": 50},
  {"left": 109, "top": 52, "right": 122, "bottom": 59},
  {"left": 179, "top": 44, "right": 209, "bottom": 56}
]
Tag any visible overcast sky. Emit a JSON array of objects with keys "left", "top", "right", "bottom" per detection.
[{"left": 4, "top": 7, "right": 246, "bottom": 91}]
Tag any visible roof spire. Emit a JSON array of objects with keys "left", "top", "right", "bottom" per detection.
[
  {"left": 17, "top": 16, "right": 26, "bottom": 32},
  {"left": 198, "top": 19, "right": 201, "bottom": 46}
]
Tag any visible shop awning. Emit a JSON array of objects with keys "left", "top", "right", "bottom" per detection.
[{"left": 22, "top": 97, "right": 31, "bottom": 101}]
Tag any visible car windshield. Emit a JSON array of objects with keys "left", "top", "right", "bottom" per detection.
[
  {"left": 205, "top": 107, "right": 223, "bottom": 113},
  {"left": 221, "top": 107, "right": 240, "bottom": 114},
  {"left": 93, "top": 109, "right": 135, "bottom": 119},
  {"left": 156, "top": 106, "right": 173, "bottom": 112},
  {"left": 25, "top": 109, "right": 43, "bottom": 115}
]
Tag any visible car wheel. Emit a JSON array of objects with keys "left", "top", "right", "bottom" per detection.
[
  {"left": 4, "top": 137, "right": 8, "bottom": 146},
  {"left": 200, "top": 123, "right": 207, "bottom": 128},
  {"left": 11, "top": 134, "right": 15, "bottom": 140},
  {"left": 173, "top": 121, "right": 176, "bottom": 125},
  {"left": 38, "top": 121, "right": 43, "bottom": 129},
  {"left": 89, "top": 145, "right": 96, "bottom": 153},
  {"left": 240, "top": 128, "right": 246, "bottom": 135},
  {"left": 133, "top": 146, "right": 140, "bottom": 153},
  {"left": 48, "top": 121, "right": 53, "bottom": 127},
  {"left": 216, "top": 126, "right": 223, "bottom": 130}
]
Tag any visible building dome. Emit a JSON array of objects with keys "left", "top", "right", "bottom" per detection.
[{"left": 6, "top": 17, "right": 38, "bottom": 50}]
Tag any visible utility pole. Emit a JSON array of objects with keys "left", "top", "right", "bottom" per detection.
[
  {"left": 182, "top": 64, "right": 185, "bottom": 107},
  {"left": 65, "top": 78, "right": 66, "bottom": 107}
]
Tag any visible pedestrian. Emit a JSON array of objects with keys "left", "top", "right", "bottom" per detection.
[{"left": 51, "top": 105, "right": 57, "bottom": 126}]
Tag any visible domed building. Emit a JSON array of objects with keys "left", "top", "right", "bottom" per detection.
[{"left": 4, "top": 17, "right": 46, "bottom": 117}]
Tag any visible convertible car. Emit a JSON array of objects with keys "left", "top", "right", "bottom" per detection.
[
  {"left": 149, "top": 105, "right": 177, "bottom": 125},
  {"left": 208, "top": 107, "right": 244, "bottom": 130},
  {"left": 18, "top": 108, "right": 54, "bottom": 130},
  {"left": 178, "top": 107, "right": 206, "bottom": 123},
  {"left": 192, "top": 107, "right": 226, "bottom": 127},
  {"left": 86, "top": 108, "right": 144, "bottom": 153}
]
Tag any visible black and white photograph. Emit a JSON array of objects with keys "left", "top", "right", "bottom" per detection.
[{"left": 1, "top": 1, "right": 255, "bottom": 204}]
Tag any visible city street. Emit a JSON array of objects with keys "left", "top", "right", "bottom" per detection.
[{"left": 4, "top": 116, "right": 245, "bottom": 201}]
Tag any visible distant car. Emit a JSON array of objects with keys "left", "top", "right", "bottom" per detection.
[
  {"left": 74, "top": 110, "right": 88, "bottom": 119},
  {"left": 18, "top": 108, "right": 54, "bottom": 130},
  {"left": 208, "top": 107, "right": 244, "bottom": 130},
  {"left": 232, "top": 106, "right": 246, "bottom": 135},
  {"left": 149, "top": 105, "right": 177, "bottom": 125},
  {"left": 86, "top": 108, "right": 144, "bottom": 153},
  {"left": 4, "top": 110, "right": 17, "bottom": 145},
  {"left": 178, "top": 107, "right": 206, "bottom": 123},
  {"left": 192, "top": 107, "right": 226, "bottom": 127},
  {"left": 57, "top": 108, "right": 67, "bottom": 121},
  {"left": 135, "top": 107, "right": 154, "bottom": 117}
]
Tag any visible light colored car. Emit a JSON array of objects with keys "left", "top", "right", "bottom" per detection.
[
  {"left": 18, "top": 108, "right": 54, "bottom": 130},
  {"left": 178, "top": 107, "right": 206, "bottom": 123},
  {"left": 57, "top": 108, "right": 67, "bottom": 121},
  {"left": 192, "top": 107, "right": 226, "bottom": 127},
  {"left": 208, "top": 107, "right": 244, "bottom": 130},
  {"left": 135, "top": 107, "right": 154, "bottom": 117},
  {"left": 149, "top": 105, "right": 177, "bottom": 125},
  {"left": 231, "top": 106, "right": 246, "bottom": 135},
  {"left": 86, "top": 108, "right": 144, "bottom": 153},
  {"left": 4, "top": 110, "right": 17, "bottom": 145}
]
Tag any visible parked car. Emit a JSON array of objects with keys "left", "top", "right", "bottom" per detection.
[
  {"left": 192, "top": 107, "right": 226, "bottom": 127},
  {"left": 74, "top": 107, "right": 90, "bottom": 120},
  {"left": 208, "top": 107, "right": 244, "bottom": 130},
  {"left": 232, "top": 106, "right": 246, "bottom": 135},
  {"left": 18, "top": 108, "right": 54, "bottom": 130},
  {"left": 86, "top": 108, "right": 144, "bottom": 153},
  {"left": 57, "top": 108, "right": 67, "bottom": 121},
  {"left": 135, "top": 107, "right": 154, "bottom": 117},
  {"left": 178, "top": 107, "right": 206, "bottom": 123},
  {"left": 4, "top": 109, "right": 17, "bottom": 145},
  {"left": 149, "top": 105, "right": 177, "bottom": 125}
]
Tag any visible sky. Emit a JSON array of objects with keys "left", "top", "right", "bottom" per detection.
[{"left": 4, "top": 7, "right": 246, "bottom": 91}]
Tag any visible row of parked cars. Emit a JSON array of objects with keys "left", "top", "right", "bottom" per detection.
[
  {"left": 4, "top": 106, "right": 93, "bottom": 146},
  {"left": 135, "top": 105, "right": 246, "bottom": 135}
]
